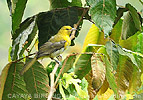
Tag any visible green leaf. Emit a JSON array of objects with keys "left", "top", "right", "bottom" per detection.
[
  {"left": 105, "top": 41, "right": 119, "bottom": 71},
  {"left": 11, "top": 16, "right": 38, "bottom": 60},
  {"left": 114, "top": 8, "right": 127, "bottom": 26},
  {"left": 62, "top": 55, "right": 77, "bottom": 74},
  {"left": 117, "top": 46, "right": 138, "bottom": 66},
  {"left": 49, "top": 0, "right": 82, "bottom": 9},
  {"left": 74, "top": 54, "right": 92, "bottom": 79},
  {"left": 37, "top": 7, "right": 85, "bottom": 47},
  {"left": 104, "top": 56, "right": 117, "bottom": 97},
  {"left": 7, "top": 0, "right": 28, "bottom": 35},
  {"left": 23, "top": 58, "right": 49, "bottom": 100},
  {"left": 59, "top": 80, "right": 66, "bottom": 100},
  {"left": 126, "top": 3, "right": 141, "bottom": 31},
  {"left": 110, "top": 19, "right": 122, "bottom": 43},
  {"left": 62, "top": 73, "right": 88, "bottom": 99},
  {"left": 121, "top": 11, "right": 138, "bottom": 40},
  {"left": 116, "top": 56, "right": 133, "bottom": 98},
  {"left": 1, "top": 62, "right": 28, "bottom": 100},
  {"left": 87, "top": 0, "right": 116, "bottom": 37}
]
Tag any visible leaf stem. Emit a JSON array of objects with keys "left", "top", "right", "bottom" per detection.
[{"left": 70, "top": 8, "right": 89, "bottom": 40}]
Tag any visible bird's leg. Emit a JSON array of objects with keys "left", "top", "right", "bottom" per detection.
[
  {"left": 51, "top": 58, "right": 61, "bottom": 65},
  {"left": 56, "top": 54, "right": 62, "bottom": 61}
]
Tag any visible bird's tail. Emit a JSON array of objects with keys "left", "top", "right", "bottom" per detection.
[{"left": 20, "top": 55, "right": 37, "bottom": 76}]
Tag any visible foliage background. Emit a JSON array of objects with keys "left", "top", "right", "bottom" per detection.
[{"left": 0, "top": 0, "right": 142, "bottom": 74}]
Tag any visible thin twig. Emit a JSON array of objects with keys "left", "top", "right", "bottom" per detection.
[
  {"left": 54, "top": 53, "right": 78, "bottom": 87},
  {"left": 70, "top": 8, "right": 89, "bottom": 40},
  {"left": 12, "top": 52, "right": 36, "bottom": 63},
  {"left": 47, "top": 63, "right": 59, "bottom": 100}
]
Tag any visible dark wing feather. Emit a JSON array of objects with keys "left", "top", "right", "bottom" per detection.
[{"left": 37, "top": 40, "right": 66, "bottom": 58}]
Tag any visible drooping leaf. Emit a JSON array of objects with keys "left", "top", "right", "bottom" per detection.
[
  {"left": 85, "top": 54, "right": 106, "bottom": 100},
  {"left": 129, "top": 65, "right": 141, "bottom": 93},
  {"left": 105, "top": 41, "right": 119, "bottom": 71},
  {"left": 49, "top": 0, "right": 82, "bottom": 9},
  {"left": 104, "top": 56, "right": 117, "bottom": 97},
  {"left": 87, "top": 0, "right": 117, "bottom": 37},
  {"left": 121, "top": 11, "right": 138, "bottom": 40},
  {"left": 91, "top": 54, "right": 106, "bottom": 92},
  {"left": 23, "top": 58, "right": 49, "bottom": 100},
  {"left": 126, "top": 3, "right": 141, "bottom": 31},
  {"left": 7, "top": 0, "right": 28, "bottom": 35},
  {"left": 114, "top": 8, "right": 128, "bottom": 26},
  {"left": 11, "top": 16, "right": 38, "bottom": 61},
  {"left": 74, "top": 54, "right": 92, "bottom": 79},
  {"left": 1, "top": 62, "right": 28, "bottom": 100},
  {"left": 117, "top": 46, "right": 138, "bottom": 66},
  {"left": 37, "top": 7, "right": 85, "bottom": 47},
  {"left": 85, "top": 71, "right": 96, "bottom": 100},
  {"left": 97, "top": 79, "right": 109, "bottom": 95},
  {"left": 116, "top": 55, "right": 133, "bottom": 99}
]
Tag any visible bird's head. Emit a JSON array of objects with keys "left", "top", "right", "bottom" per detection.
[{"left": 59, "top": 26, "right": 76, "bottom": 36}]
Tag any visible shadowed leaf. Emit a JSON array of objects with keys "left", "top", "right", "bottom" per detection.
[
  {"left": 74, "top": 54, "right": 92, "bottom": 79},
  {"left": 37, "top": 7, "right": 86, "bottom": 47},
  {"left": 49, "top": 0, "right": 82, "bottom": 9},
  {"left": 1, "top": 62, "right": 28, "bottom": 100},
  {"left": 23, "top": 58, "right": 49, "bottom": 100}
]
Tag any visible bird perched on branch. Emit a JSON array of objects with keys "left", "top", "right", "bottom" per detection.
[{"left": 20, "top": 26, "right": 76, "bottom": 75}]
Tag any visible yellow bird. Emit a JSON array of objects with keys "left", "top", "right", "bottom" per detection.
[{"left": 20, "top": 26, "right": 76, "bottom": 75}]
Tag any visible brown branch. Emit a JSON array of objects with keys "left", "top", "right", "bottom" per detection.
[
  {"left": 70, "top": 8, "right": 89, "bottom": 40},
  {"left": 54, "top": 53, "right": 78, "bottom": 87}
]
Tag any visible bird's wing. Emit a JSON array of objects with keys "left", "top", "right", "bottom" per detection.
[{"left": 37, "top": 40, "right": 66, "bottom": 58}]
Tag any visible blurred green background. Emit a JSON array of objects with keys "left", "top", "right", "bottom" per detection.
[{"left": 0, "top": 0, "right": 142, "bottom": 73}]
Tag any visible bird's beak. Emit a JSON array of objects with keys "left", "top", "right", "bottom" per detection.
[{"left": 70, "top": 28, "right": 77, "bottom": 31}]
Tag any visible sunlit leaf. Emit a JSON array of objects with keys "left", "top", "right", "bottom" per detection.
[
  {"left": 11, "top": 16, "right": 38, "bottom": 60},
  {"left": 59, "top": 80, "right": 66, "bottom": 100},
  {"left": 82, "top": 24, "right": 108, "bottom": 52},
  {"left": 87, "top": 0, "right": 116, "bottom": 37}
]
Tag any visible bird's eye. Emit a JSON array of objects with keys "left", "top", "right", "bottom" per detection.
[{"left": 66, "top": 28, "right": 69, "bottom": 30}]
